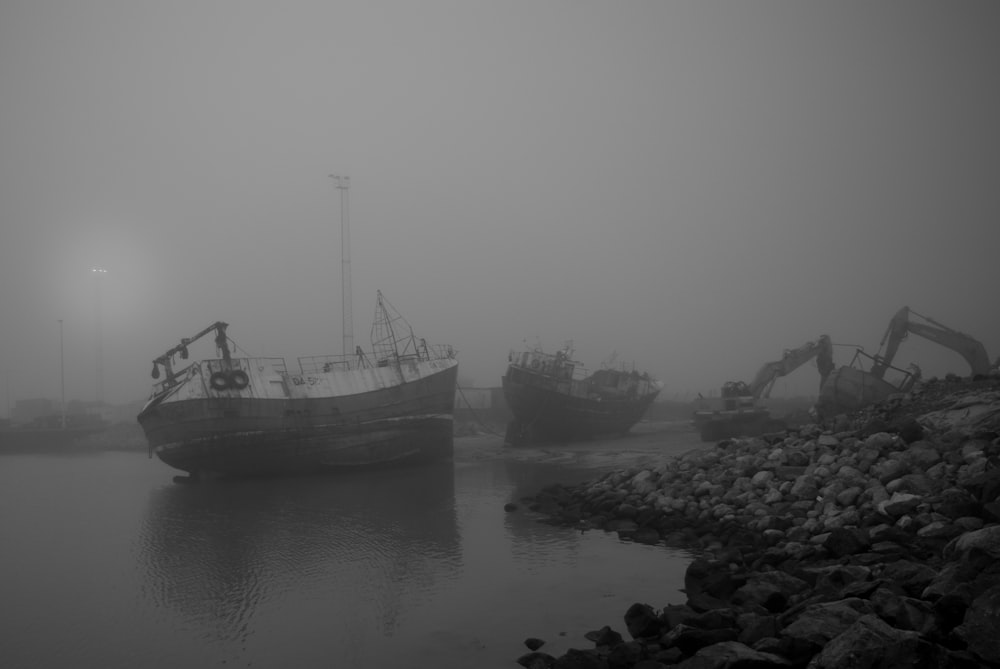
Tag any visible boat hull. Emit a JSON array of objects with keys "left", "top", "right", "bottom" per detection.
[
  {"left": 501, "top": 373, "right": 659, "bottom": 443},
  {"left": 817, "top": 366, "right": 901, "bottom": 417},
  {"left": 138, "top": 359, "right": 458, "bottom": 477}
]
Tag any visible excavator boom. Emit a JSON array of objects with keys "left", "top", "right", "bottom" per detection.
[
  {"left": 748, "top": 334, "right": 834, "bottom": 399},
  {"left": 871, "top": 307, "right": 991, "bottom": 378}
]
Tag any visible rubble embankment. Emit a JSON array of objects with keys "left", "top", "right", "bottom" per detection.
[{"left": 514, "top": 378, "right": 1000, "bottom": 669}]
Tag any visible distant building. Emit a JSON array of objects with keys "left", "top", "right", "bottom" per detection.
[
  {"left": 10, "top": 398, "right": 55, "bottom": 425},
  {"left": 9, "top": 397, "right": 120, "bottom": 426}
]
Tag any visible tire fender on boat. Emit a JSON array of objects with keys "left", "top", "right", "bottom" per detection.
[
  {"left": 209, "top": 371, "right": 229, "bottom": 391},
  {"left": 229, "top": 370, "right": 250, "bottom": 390}
]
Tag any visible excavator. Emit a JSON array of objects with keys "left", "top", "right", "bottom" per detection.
[
  {"left": 817, "top": 306, "right": 996, "bottom": 417},
  {"left": 693, "top": 335, "right": 834, "bottom": 442},
  {"left": 870, "top": 306, "right": 992, "bottom": 379}
]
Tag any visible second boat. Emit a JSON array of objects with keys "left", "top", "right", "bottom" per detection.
[{"left": 502, "top": 344, "right": 662, "bottom": 445}]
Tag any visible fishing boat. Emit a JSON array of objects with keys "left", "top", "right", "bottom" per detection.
[
  {"left": 137, "top": 291, "right": 458, "bottom": 477},
  {"left": 816, "top": 348, "right": 919, "bottom": 418},
  {"left": 501, "top": 344, "right": 662, "bottom": 445}
]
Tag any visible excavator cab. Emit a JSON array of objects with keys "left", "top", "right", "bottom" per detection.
[{"left": 720, "top": 380, "right": 754, "bottom": 410}]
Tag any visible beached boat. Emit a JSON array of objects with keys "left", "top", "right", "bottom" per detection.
[
  {"left": 501, "top": 345, "right": 662, "bottom": 444},
  {"left": 816, "top": 348, "right": 918, "bottom": 418},
  {"left": 137, "top": 291, "right": 458, "bottom": 477}
]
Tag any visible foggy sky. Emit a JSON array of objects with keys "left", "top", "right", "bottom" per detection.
[{"left": 1, "top": 1, "right": 998, "bottom": 410}]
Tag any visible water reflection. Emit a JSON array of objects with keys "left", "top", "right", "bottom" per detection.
[
  {"left": 499, "top": 456, "right": 605, "bottom": 568},
  {"left": 138, "top": 463, "right": 459, "bottom": 645}
]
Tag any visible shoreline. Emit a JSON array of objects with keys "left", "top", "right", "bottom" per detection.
[{"left": 512, "top": 377, "right": 1000, "bottom": 668}]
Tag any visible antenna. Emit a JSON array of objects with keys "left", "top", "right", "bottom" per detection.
[
  {"left": 330, "top": 175, "right": 353, "bottom": 356},
  {"left": 91, "top": 266, "right": 107, "bottom": 404},
  {"left": 59, "top": 319, "right": 65, "bottom": 429}
]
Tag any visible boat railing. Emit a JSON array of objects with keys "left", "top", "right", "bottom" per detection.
[
  {"left": 149, "top": 357, "right": 289, "bottom": 396},
  {"left": 298, "top": 354, "right": 368, "bottom": 374},
  {"left": 846, "top": 348, "right": 918, "bottom": 391},
  {"left": 425, "top": 344, "right": 457, "bottom": 360},
  {"left": 233, "top": 357, "right": 288, "bottom": 375},
  {"left": 300, "top": 344, "right": 454, "bottom": 374}
]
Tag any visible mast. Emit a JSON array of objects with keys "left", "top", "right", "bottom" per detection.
[
  {"left": 92, "top": 266, "right": 106, "bottom": 403},
  {"left": 330, "top": 175, "right": 353, "bottom": 356},
  {"left": 59, "top": 319, "right": 66, "bottom": 429}
]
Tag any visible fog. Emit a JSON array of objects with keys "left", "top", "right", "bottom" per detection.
[{"left": 1, "top": 1, "right": 998, "bottom": 411}]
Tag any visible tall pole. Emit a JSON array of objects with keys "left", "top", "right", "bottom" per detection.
[
  {"left": 329, "top": 175, "right": 353, "bottom": 356},
  {"left": 59, "top": 319, "right": 65, "bottom": 429},
  {"left": 92, "top": 267, "right": 106, "bottom": 404}
]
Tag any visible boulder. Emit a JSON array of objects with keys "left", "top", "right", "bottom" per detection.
[
  {"left": 953, "top": 583, "right": 1000, "bottom": 664},
  {"left": 660, "top": 624, "right": 738, "bottom": 656},
  {"left": 731, "top": 571, "right": 810, "bottom": 613},
  {"left": 804, "top": 614, "right": 937, "bottom": 669},
  {"left": 624, "top": 602, "right": 663, "bottom": 639},
  {"left": 944, "top": 524, "right": 1000, "bottom": 561},
  {"left": 674, "top": 641, "right": 791, "bottom": 669},
  {"left": 822, "top": 527, "right": 871, "bottom": 558}
]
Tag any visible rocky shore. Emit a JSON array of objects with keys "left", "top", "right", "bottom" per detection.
[{"left": 513, "top": 377, "right": 1000, "bottom": 668}]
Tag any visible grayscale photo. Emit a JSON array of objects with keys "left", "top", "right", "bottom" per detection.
[{"left": 1, "top": 2, "right": 998, "bottom": 668}]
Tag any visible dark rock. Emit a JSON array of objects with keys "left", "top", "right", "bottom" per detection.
[
  {"left": 960, "top": 467, "right": 1000, "bottom": 504},
  {"left": 525, "top": 637, "right": 546, "bottom": 651},
  {"left": 801, "top": 564, "right": 871, "bottom": 596},
  {"left": 606, "top": 640, "right": 644, "bottom": 668},
  {"left": 505, "top": 502, "right": 519, "bottom": 512},
  {"left": 736, "top": 612, "right": 778, "bottom": 647},
  {"left": 804, "top": 614, "right": 923, "bottom": 669},
  {"left": 953, "top": 583, "right": 1000, "bottom": 664},
  {"left": 685, "top": 558, "right": 748, "bottom": 602},
  {"left": 659, "top": 604, "right": 698, "bottom": 631},
  {"left": 650, "top": 647, "right": 684, "bottom": 665},
  {"left": 837, "top": 577, "right": 884, "bottom": 600},
  {"left": 933, "top": 592, "right": 971, "bottom": 635},
  {"left": 683, "top": 608, "right": 738, "bottom": 631},
  {"left": 944, "top": 524, "right": 1000, "bottom": 562},
  {"left": 552, "top": 648, "right": 607, "bottom": 669},
  {"left": 660, "top": 624, "right": 738, "bottom": 655},
  {"left": 922, "top": 562, "right": 978, "bottom": 604},
  {"left": 878, "top": 559, "right": 939, "bottom": 597},
  {"left": 869, "top": 587, "right": 937, "bottom": 636},
  {"left": 632, "top": 527, "right": 661, "bottom": 545},
  {"left": 517, "top": 651, "right": 557, "bottom": 669},
  {"left": 584, "top": 626, "right": 624, "bottom": 648},
  {"left": 686, "top": 591, "right": 736, "bottom": 613},
  {"left": 861, "top": 419, "right": 892, "bottom": 438},
  {"left": 893, "top": 416, "right": 925, "bottom": 444},
  {"left": 624, "top": 602, "right": 663, "bottom": 639},
  {"left": 673, "top": 640, "right": 791, "bottom": 668},
  {"left": 731, "top": 571, "right": 810, "bottom": 613},
  {"left": 935, "top": 488, "right": 982, "bottom": 520},
  {"left": 779, "top": 597, "right": 874, "bottom": 651},
  {"left": 822, "top": 527, "right": 871, "bottom": 557}
]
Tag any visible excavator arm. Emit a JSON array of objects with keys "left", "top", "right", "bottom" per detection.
[
  {"left": 871, "top": 307, "right": 991, "bottom": 378},
  {"left": 748, "top": 335, "right": 834, "bottom": 399}
]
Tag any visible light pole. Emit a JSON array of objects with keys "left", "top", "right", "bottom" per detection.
[
  {"left": 59, "top": 319, "right": 66, "bottom": 428},
  {"left": 91, "top": 267, "right": 107, "bottom": 404},
  {"left": 329, "top": 175, "right": 353, "bottom": 357}
]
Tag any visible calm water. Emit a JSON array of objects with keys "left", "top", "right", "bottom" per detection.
[{"left": 0, "top": 425, "right": 703, "bottom": 669}]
